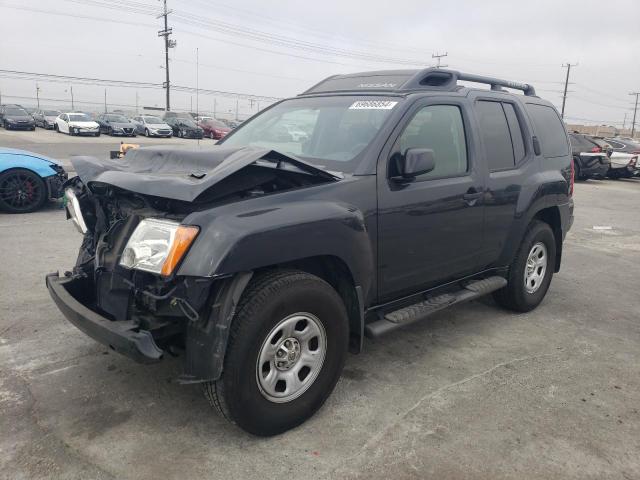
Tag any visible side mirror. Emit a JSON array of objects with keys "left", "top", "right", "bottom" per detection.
[{"left": 395, "top": 148, "right": 436, "bottom": 179}]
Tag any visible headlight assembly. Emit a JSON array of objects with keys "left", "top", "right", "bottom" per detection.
[
  {"left": 120, "top": 219, "right": 199, "bottom": 276},
  {"left": 65, "top": 188, "right": 87, "bottom": 234}
]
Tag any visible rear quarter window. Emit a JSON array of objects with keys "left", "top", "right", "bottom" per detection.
[{"left": 526, "top": 104, "right": 569, "bottom": 158}]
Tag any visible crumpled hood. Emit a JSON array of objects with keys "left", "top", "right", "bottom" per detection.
[{"left": 70, "top": 145, "right": 339, "bottom": 202}]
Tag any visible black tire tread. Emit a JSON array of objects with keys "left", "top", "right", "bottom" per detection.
[
  {"left": 203, "top": 269, "right": 331, "bottom": 426},
  {"left": 493, "top": 220, "right": 555, "bottom": 312}
]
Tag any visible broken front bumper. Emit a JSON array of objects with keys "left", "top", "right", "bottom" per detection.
[{"left": 46, "top": 272, "right": 163, "bottom": 363}]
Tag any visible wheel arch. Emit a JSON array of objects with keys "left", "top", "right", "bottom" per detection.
[{"left": 532, "top": 206, "right": 562, "bottom": 272}]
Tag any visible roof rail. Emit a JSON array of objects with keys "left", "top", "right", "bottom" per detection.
[
  {"left": 299, "top": 68, "right": 537, "bottom": 97},
  {"left": 404, "top": 68, "right": 537, "bottom": 96}
]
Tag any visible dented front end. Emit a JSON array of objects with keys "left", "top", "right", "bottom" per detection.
[{"left": 47, "top": 146, "right": 339, "bottom": 381}]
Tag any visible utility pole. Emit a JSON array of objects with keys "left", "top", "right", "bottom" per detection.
[
  {"left": 157, "top": 0, "right": 175, "bottom": 111},
  {"left": 35, "top": 83, "right": 41, "bottom": 109},
  {"left": 70, "top": 85, "right": 75, "bottom": 110},
  {"left": 560, "top": 62, "right": 578, "bottom": 119},
  {"left": 432, "top": 52, "right": 448, "bottom": 68},
  {"left": 630, "top": 92, "right": 640, "bottom": 138},
  {"left": 213, "top": 98, "right": 217, "bottom": 117},
  {"left": 235, "top": 99, "right": 239, "bottom": 121},
  {"left": 623, "top": 112, "right": 627, "bottom": 130},
  {"left": 104, "top": 88, "right": 107, "bottom": 113},
  {"left": 135, "top": 91, "right": 139, "bottom": 114}
]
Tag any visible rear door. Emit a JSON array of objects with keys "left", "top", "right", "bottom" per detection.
[
  {"left": 471, "top": 96, "right": 536, "bottom": 268},
  {"left": 377, "top": 98, "right": 485, "bottom": 301}
]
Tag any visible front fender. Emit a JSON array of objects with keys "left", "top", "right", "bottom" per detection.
[{"left": 178, "top": 199, "right": 374, "bottom": 299}]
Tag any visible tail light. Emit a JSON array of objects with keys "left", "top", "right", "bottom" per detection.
[
  {"left": 590, "top": 146, "right": 602, "bottom": 153},
  {"left": 569, "top": 160, "right": 575, "bottom": 196}
]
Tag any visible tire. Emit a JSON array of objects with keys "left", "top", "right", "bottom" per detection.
[
  {"left": 493, "top": 220, "right": 556, "bottom": 313},
  {"left": 0, "top": 168, "right": 47, "bottom": 213},
  {"left": 178, "top": 130, "right": 183, "bottom": 138},
  {"left": 145, "top": 128, "right": 150, "bottom": 137},
  {"left": 95, "top": 132, "right": 100, "bottom": 137},
  {"left": 204, "top": 270, "right": 349, "bottom": 436},
  {"left": 574, "top": 161, "right": 584, "bottom": 181}
]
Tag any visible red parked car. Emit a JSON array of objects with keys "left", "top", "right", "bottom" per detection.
[{"left": 199, "top": 118, "right": 231, "bottom": 140}]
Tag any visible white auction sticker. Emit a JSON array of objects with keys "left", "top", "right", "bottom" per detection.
[{"left": 349, "top": 100, "right": 398, "bottom": 110}]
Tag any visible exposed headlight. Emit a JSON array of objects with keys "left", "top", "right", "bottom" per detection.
[
  {"left": 120, "top": 219, "right": 199, "bottom": 276},
  {"left": 65, "top": 188, "right": 87, "bottom": 234}
]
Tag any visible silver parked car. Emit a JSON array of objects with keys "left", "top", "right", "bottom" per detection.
[
  {"left": 131, "top": 115, "right": 173, "bottom": 138},
  {"left": 33, "top": 110, "right": 62, "bottom": 129}
]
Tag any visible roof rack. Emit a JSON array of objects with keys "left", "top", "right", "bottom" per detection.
[{"left": 301, "top": 68, "right": 537, "bottom": 97}]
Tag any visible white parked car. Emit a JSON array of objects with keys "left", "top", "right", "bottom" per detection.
[{"left": 55, "top": 113, "right": 100, "bottom": 137}]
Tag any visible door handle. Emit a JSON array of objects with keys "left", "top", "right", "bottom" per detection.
[{"left": 463, "top": 188, "right": 483, "bottom": 206}]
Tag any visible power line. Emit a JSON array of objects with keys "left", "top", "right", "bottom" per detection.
[{"left": 0, "top": 69, "right": 282, "bottom": 101}]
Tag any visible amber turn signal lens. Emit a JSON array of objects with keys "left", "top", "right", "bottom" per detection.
[{"left": 161, "top": 225, "right": 199, "bottom": 277}]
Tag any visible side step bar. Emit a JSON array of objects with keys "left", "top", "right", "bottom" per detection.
[{"left": 364, "top": 276, "right": 507, "bottom": 338}]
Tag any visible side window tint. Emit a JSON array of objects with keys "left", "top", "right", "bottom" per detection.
[
  {"left": 393, "top": 105, "right": 467, "bottom": 179},
  {"left": 503, "top": 103, "right": 526, "bottom": 163},
  {"left": 476, "top": 100, "right": 515, "bottom": 171},
  {"left": 526, "top": 104, "right": 569, "bottom": 158}
]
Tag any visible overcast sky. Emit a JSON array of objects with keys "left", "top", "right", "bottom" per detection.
[{"left": 0, "top": 0, "right": 639, "bottom": 124}]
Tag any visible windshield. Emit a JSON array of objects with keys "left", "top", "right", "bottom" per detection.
[
  {"left": 69, "top": 114, "right": 91, "bottom": 122},
  {"left": 180, "top": 119, "right": 198, "bottom": 128},
  {"left": 143, "top": 116, "right": 163, "bottom": 124},
  {"left": 45, "top": 110, "right": 60, "bottom": 116},
  {"left": 221, "top": 96, "right": 400, "bottom": 172},
  {"left": 105, "top": 114, "right": 128, "bottom": 122},
  {"left": 5, "top": 108, "right": 27, "bottom": 116}
]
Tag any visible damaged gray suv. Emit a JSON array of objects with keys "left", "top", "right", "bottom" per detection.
[{"left": 47, "top": 68, "right": 574, "bottom": 436}]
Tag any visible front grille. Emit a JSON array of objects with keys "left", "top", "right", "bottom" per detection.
[{"left": 123, "top": 128, "right": 133, "bottom": 134}]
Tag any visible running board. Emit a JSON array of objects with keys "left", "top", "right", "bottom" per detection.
[{"left": 364, "top": 276, "right": 507, "bottom": 338}]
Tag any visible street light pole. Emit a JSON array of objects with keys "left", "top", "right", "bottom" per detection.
[
  {"left": 36, "top": 83, "right": 40, "bottom": 109},
  {"left": 630, "top": 92, "right": 640, "bottom": 138}
]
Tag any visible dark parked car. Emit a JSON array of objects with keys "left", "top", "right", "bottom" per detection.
[
  {"left": 33, "top": 110, "right": 62, "bottom": 129},
  {"left": 47, "top": 68, "right": 573, "bottom": 436},
  {"left": 0, "top": 105, "right": 36, "bottom": 130},
  {"left": 165, "top": 117, "right": 204, "bottom": 139},
  {"left": 199, "top": 118, "right": 231, "bottom": 140},
  {"left": 568, "top": 133, "right": 610, "bottom": 180},
  {"left": 96, "top": 114, "right": 137, "bottom": 137}
]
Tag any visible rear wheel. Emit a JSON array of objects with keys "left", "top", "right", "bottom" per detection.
[
  {"left": 0, "top": 168, "right": 47, "bottom": 213},
  {"left": 493, "top": 220, "right": 556, "bottom": 312},
  {"left": 204, "top": 270, "right": 349, "bottom": 436}
]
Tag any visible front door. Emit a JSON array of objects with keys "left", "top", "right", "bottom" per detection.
[{"left": 377, "top": 100, "right": 485, "bottom": 301}]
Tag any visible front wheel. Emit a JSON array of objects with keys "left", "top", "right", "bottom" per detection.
[
  {"left": 145, "top": 128, "right": 150, "bottom": 137},
  {"left": 493, "top": 220, "right": 556, "bottom": 312},
  {"left": 0, "top": 168, "right": 47, "bottom": 213},
  {"left": 204, "top": 270, "right": 349, "bottom": 436}
]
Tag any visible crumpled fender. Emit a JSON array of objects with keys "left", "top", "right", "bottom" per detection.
[{"left": 178, "top": 198, "right": 374, "bottom": 299}]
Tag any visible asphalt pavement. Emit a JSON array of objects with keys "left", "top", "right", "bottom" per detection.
[{"left": 1, "top": 132, "right": 639, "bottom": 479}]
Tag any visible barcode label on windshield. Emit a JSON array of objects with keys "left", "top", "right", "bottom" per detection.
[{"left": 349, "top": 101, "right": 398, "bottom": 110}]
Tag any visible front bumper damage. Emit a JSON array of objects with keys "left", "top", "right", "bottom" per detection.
[{"left": 46, "top": 272, "right": 163, "bottom": 362}]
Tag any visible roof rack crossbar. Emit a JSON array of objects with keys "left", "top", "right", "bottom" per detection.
[{"left": 456, "top": 72, "right": 536, "bottom": 96}]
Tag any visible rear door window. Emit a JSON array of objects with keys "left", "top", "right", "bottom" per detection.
[
  {"left": 502, "top": 103, "right": 526, "bottom": 163},
  {"left": 476, "top": 100, "right": 515, "bottom": 171},
  {"left": 526, "top": 104, "right": 569, "bottom": 158}
]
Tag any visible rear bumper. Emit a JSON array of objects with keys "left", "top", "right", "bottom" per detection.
[{"left": 46, "top": 272, "right": 163, "bottom": 363}]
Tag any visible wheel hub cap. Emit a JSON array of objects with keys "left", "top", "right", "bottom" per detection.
[
  {"left": 524, "top": 241, "right": 548, "bottom": 294},
  {"left": 256, "top": 313, "right": 327, "bottom": 403}
]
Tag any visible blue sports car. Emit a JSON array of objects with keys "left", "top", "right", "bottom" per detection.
[{"left": 0, "top": 148, "right": 67, "bottom": 213}]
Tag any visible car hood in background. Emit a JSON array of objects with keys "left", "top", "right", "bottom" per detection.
[
  {"left": 68, "top": 121, "right": 99, "bottom": 128},
  {"left": 108, "top": 122, "right": 136, "bottom": 129},
  {"left": 5, "top": 115, "right": 33, "bottom": 122},
  {"left": 70, "top": 146, "right": 339, "bottom": 202}
]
